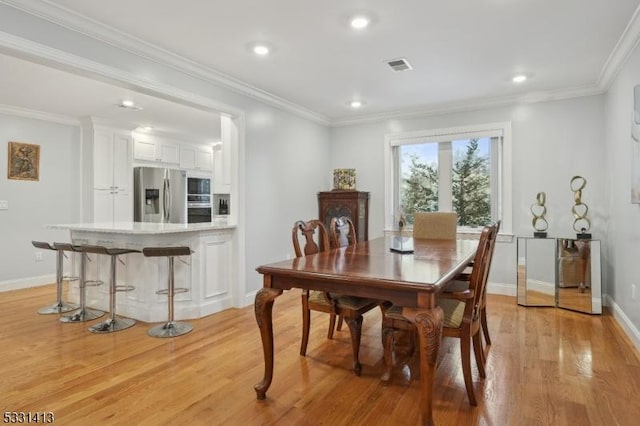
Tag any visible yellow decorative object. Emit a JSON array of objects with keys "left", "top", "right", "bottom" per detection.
[{"left": 333, "top": 169, "right": 356, "bottom": 190}]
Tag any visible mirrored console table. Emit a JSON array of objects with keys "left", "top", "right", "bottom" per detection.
[
  {"left": 516, "top": 237, "right": 602, "bottom": 314},
  {"left": 517, "top": 237, "right": 556, "bottom": 307},
  {"left": 557, "top": 238, "right": 602, "bottom": 314}
]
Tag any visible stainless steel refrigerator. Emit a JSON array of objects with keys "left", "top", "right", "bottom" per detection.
[{"left": 133, "top": 167, "right": 187, "bottom": 223}]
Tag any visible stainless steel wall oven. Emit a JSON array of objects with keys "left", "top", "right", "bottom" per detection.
[{"left": 187, "top": 177, "right": 212, "bottom": 223}]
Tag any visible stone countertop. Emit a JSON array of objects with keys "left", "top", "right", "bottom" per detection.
[{"left": 48, "top": 220, "right": 236, "bottom": 235}]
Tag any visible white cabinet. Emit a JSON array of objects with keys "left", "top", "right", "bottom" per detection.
[
  {"left": 133, "top": 134, "right": 180, "bottom": 164},
  {"left": 92, "top": 128, "right": 133, "bottom": 222},
  {"left": 201, "top": 231, "right": 233, "bottom": 302},
  {"left": 214, "top": 116, "right": 234, "bottom": 194},
  {"left": 67, "top": 227, "right": 236, "bottom": 322},
  {"left": 180, "top": 145, "right": 213, "bottom": 172}
]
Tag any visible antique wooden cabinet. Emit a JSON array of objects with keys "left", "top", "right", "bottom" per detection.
[{"left": 318, "top": 191, "right": 369, "bottom": 246}]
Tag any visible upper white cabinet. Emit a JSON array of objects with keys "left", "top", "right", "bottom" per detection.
[
  {"left": 180, "top": 144, "right": 213, "bottom": 172},
  {"left": 133, "top": 133, "right": 179, "bottom": 164},
  {"left": 94, "top": 129, "right": 132, "bottom": 191},
  {"left": 82, "top": 121, "right": 133, "bottom": 223},
  {"left": 214, "top": 116, "right": 234, "bottom": 194}
]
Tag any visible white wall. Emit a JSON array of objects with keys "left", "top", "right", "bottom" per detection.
[
  {"left": 330, "top": 96, "right": 607, "bottom": 293},
  {"left": 243, "top": 106, "right": 330, "bottom": 296},
  {"left": 0, "top": 113, "right": 81, "bottom": 289},
  {"left": 604, "top": 38, "right": 640, "bottom": 341}
]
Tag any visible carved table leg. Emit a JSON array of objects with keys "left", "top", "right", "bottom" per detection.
[
  {"left": 344, "top": 315, "right": 363, "bottom": 376},
  {"left": 254, "top": 287, "right": 283, "bottom": 400},
  {"left": 403, "top": 305, "right": 444, "bottom": 426}
]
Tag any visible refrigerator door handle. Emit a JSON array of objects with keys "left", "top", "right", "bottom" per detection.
[
  {"left": 166, "top": 178, "right": 172, "bottom": 222},
  {"left": 163, "top": 178, "right": 169, "bottom": 222}
]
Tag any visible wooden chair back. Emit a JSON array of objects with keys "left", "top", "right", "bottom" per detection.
[
  {"left": 292, "top": 219, "right": 330, "bottom": 258},
  {"left": 476, "top": 221, "right": 499, "bottom": 309},
  {"left": 329, "top": 216, "right": 357, "bottom": 248},
  {"left": 412, "top": 212, "right": 458, "bottom": 239},
  {"left": 466, "top": 223, "right": 498, "bottom": 319}
]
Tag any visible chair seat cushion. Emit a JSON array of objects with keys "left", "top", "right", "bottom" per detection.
[
  {"left": 309, "top": 290, "right": 377, "bottom": 310},
  {"left": 385, "top": 298, "right": 465, "bottom": 329}
]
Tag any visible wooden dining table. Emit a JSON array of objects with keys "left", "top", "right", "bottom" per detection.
[{"left": 254, "top": 236, "right": 479, "bottom": 426}]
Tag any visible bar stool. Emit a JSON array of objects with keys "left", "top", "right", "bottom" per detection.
[
  {"left": 83, "top": 245, "right": 139, "bottom": 334},
  {"left": 142, "top": 246, "right": 193, "bottom": 338},
  {"left": 57, "top": 243, "right": 105, "bottom": 323},
  {"left": 31, "top": 241, "right": 78, "bottom": 314}
]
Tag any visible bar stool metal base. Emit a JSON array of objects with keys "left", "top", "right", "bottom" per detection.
[
  {"left": 60, "top": 308, "right": 105, "bottom": 323},
  {"left": 148, "top": 321, "right": 193, "bottom": 338},
  {"left": 89, "top": 317, "right": 135, "bottom": 333},
  {"left": 38, "top": 301, "right": 78, "bottom": 314}
]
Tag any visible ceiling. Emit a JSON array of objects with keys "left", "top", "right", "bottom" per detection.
[
  {"left": 0, "top": 53, "right": 221, "bottom": 142},
  {"left": 2, "top": 0, "right": 640, "bottom": 129}
]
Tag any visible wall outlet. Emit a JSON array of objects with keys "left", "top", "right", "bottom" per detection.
[
  {"left": 35, "top": 251, "right": 43, "bottom": 262},
  {"left": 632, "top": 284, "right": 637, "bottom": 301},
  {"left": 0, "top": 200, "right": 8, "bottom": 210}
]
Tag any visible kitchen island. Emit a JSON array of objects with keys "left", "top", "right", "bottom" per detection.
[{"left": 49, "top": 220, "right": 236, "bottom": 322}]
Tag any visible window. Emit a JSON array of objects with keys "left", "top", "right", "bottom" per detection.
[{"left": 384, "top": 122, "right": 512, "bottom": 234}]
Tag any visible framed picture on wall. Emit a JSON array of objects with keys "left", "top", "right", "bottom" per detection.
[{"left": 7, "top": 141, "right": 40, "bottom": 181}]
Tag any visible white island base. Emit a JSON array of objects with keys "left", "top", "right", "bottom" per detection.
[{"left": 49, "top": 221, "right": 236, "bottom": 323}]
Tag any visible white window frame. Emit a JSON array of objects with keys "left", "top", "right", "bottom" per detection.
[{"left": 384, "top": 121, "right": 512, "bottom": 237}]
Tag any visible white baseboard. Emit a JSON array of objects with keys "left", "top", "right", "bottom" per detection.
[
  {"left": 487, "top": 281, "right": 517, "bottom": 297},
  {"left": 606, "top": 295, "right": 640, "bottom": 353},
  {"left": 243, "top": 289, "right": 258, "bottom": 307},
  {"left": 526, "top": 279, "right": 556, "bottom": 295},
  {"left": 0, "top": 275, "right": 54, "bottom": 292}
]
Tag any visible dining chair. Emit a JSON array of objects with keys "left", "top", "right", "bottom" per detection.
[
  {"left": 444, "top": 220, "right": 501, "bottom": 354},
  {"left": 329, "top": 216, "right": 357, "bottom": 248},
  {"left": 381, "top": 222, "right": 498, "bottom": 406},
  {"left": 412, "top": 211, "right": 458, "bottom": 239},
  {"left": 293, "top": 219, "right": 380, "bottom": 376},
  {"left": 328, "top": 215, "right": 359, "bottom": 334}
]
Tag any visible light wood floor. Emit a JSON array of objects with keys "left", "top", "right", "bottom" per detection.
[{"left": 2, "top": 284, "right": 640, "bottom": 425}]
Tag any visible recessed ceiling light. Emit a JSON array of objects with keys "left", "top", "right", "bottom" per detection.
[
  {"left": 138, "top": 126, "right": 153, "bottom": 131},
  {"left": 253, "top": 44, "right": 270, "bottom": 56},
  {"left": 512, "top": 74, "right": 527, "bottom": 83},
  {"left": 350, "top": 100, "right": 363, "bottom": 109},
  {"left": 350, "top": 16, "right": 370, "bottom": 29},
  {"left": 118, "top": 100, "right": 143, "bottom": 111}
]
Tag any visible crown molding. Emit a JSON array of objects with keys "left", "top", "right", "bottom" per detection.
[
  {"left": 331, "top": 85, "right": 605, "bottom": 127},
  {"left": 0, "top": 0, "right": 330, "bottom": 126},
  {"left": 597, "top": 3, "right": 640, "bottom": 91},
  {"left": 1, "top": 0, "right": 638, "bottom": 128},
  {"left": 0, "top": 102, "right": 79, "bottom": 126},
  {"left": 0, "top": 30, "right": 246, "bottom": 120}
]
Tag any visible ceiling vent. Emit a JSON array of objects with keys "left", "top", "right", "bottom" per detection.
[{"left": 386, "top": 58, "right": 413, "bottom": 72}]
